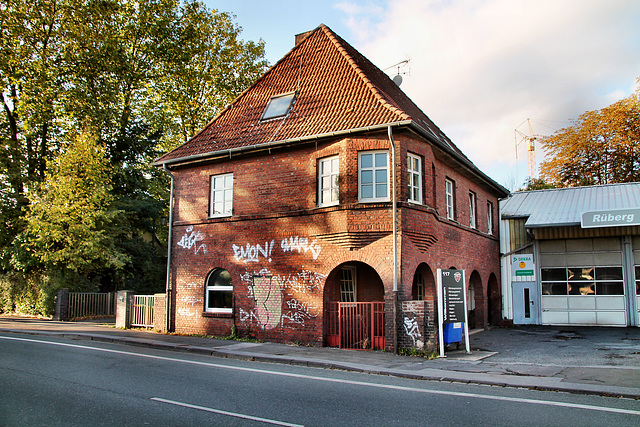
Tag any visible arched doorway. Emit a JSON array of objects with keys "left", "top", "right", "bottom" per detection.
[
  {"left": 323, "top": 262, "right": 385, "bottom": 350},
  {"left": 487, "top": 273, "right": 501, "bottom": 325},
  {"left": 411, "top": 263, "right": 435, "bottom": 302},
  {"left": 468, "top": 271, "right": 482, "bottom": 329}
]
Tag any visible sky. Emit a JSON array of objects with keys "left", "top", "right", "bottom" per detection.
[{"left": 206, "top": 0, "right": 640, "bottom": 190}]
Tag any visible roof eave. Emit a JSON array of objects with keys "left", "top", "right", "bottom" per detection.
[
  {"left": 153, "top": 118, "right": 509, "bottom": 198},
  {"left": 152, "top": 120, "right": 414, "bottom": 168},
  {"left": 406, "top": 122, "right": 510, "bottom": 197}
]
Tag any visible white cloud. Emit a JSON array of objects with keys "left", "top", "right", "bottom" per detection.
[{"left": 337, "top": 0, "right": 640, "bottom": 188}]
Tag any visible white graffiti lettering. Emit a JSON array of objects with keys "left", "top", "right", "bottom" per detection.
[
  {"left": 180, "top": 296, "right": 201, "bottom": 306},
  {"left": 280, "top": 236, "right": 321, "bottom": 260},
  {"left": 232, "top": 240, "right": 275, "bottom": 263},
  {"left": 177, "top": 307, "right": 195, "bottom": 317},
  {"left": 239, "top": 307, "right": 258, "bottom": 324},
  {"left": 403, "top": 316, "right": 424, "bottom": 348},
  {"left": 177, "top": 226, "right": 207, "bottom": 254},
  {"left": 281, "top": 298, "right": 318, "bottom": 328}
]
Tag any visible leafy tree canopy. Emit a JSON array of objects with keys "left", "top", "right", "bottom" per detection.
[
  {"left": 15, "top": 130, "right": 128, "bottom": 277},
  {"left": 0, "top": 0, "right": 266, "bottom": 312},
  {"left": 540, "top": 87, "right": 640, "bottom": 187}
]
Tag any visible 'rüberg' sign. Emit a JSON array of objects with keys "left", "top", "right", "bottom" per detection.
[{"left": 581, "top": 208, "right": 640, "bottom": 228}]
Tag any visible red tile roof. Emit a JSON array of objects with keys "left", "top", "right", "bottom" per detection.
[{"left": 154, "top": 24, "right": 465, "bottom": 165}]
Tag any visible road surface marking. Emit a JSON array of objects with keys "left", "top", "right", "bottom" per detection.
[
  {"left": 151, "top": 397, "right": 303, "bottom": 426},
  {"left": 1, "top": 334, "right": 639, "bottom": 417}
]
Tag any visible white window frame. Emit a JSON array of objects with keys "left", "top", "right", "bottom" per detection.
[
  {"left": 205, "top": 268, "right": 233, "bottom": 314},
  {"left": 469, "top": 191, "right": 477, "bottom": 229},
  {"left": 407, "top": 153, "right": 422, "bottom": 204},
  {"left": 210, "top": 173, "right": 233, "bottom": 218},
  {"left": 487, "top": 201, "right": 493, "bottom": 235},
  {"left": 445, "top": 178, "right": 455, "bottom": 220},
  {"left": 358, "top": 151, "right": 389, "bottom": 202},
  {"left": 340, "top": 266, "right": 357, "bottom": 302},
  {"left": 318, "top": 155, "right": 339, "bottom": 207}
]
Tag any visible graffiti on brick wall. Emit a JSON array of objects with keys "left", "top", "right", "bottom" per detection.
[
  {"left": 238, "top": 307, "right": 258, "bottom": 324},
  {"left": 280, "top": 236, "right": 321, "bottom": 260},
  {"left": 177, "top": 307, "right": 196, "bottom": 317},
  {"left": 231, "top": 236, "right": 321, "bottom": 264},
  {"left": 281, "top": 298, "right": 319, "bottom": 327},
  {"left": 403, "top": 315, "right": 423, "bottom": 348},
  {"left": 232, "top": 240, "right": 275, "bottom": 263},
  {"left": 180, "top": 295, "right": 201, "bottom": 306},
  {"left": 177, "top": 226, "right": 207, "bottom": 254},
  {"left": 237, "top": 267, "right": 325, "bottom": 330}
]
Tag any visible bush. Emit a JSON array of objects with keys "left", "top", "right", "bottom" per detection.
[{"left": 0, "top": 271, "right": 77, "bottom": 317}]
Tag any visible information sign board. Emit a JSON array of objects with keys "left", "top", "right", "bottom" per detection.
[
  {"left": 436, "top": 269, "right": 470, "bottom": 357},
  {"left": 441, "top": 270, "right": 465, "bottom": 323}
]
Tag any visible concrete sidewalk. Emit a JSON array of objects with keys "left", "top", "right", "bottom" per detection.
[{"left": 1, "top": 315, "right": 639, "bottom": 399}]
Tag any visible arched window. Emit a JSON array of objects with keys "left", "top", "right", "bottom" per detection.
[{"left": 205, "top": 269, "right": 233, "bottom": 314}]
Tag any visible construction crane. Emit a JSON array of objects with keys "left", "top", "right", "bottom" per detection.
[{"left": 515, "top": 119, "right": 544, "bottom": 179}]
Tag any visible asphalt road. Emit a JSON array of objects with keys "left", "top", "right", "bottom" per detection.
[{"left": 1, "top": 332, "right": 639, "bottom": 426}]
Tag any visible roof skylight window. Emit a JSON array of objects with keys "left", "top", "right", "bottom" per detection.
[{"left": 261, "top": 91, "right": 297, "bottom": 120}]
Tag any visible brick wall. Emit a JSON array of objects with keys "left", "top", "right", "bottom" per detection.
[{"left": 166, "top": 131, "right": 503, "bottom": 351}]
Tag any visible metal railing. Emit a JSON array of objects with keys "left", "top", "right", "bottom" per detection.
[
  {"left": 129, "top": 295, "right": 154, "bottom": 328},
  {"left": 68, "top": 292, "right": 116, "bottom": 319},
  {"left": 326, "top": 301, "right": 385, "bottom": 350}
]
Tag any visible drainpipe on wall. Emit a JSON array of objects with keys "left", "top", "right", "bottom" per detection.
[
  {"left": 388, "top": 125, "right": 399, "bottom": 354},
  {"left": 163, "top": 164, "right": 175, "bottom": 333}
]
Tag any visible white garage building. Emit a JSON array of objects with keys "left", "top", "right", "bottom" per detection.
[{"left": 500, "top": 182, "right": 640, "bottom": 327}]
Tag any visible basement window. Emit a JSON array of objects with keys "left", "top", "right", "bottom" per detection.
[{"left": 261, "top": 91, "right": 297, "bottom": 120}]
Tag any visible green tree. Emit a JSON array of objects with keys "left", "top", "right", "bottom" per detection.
[
  {"left": 16, "top": 130, "right": 129, "bottom": 286},
  {"left": 0, "top": 0, "right": 266, "bottom": 296},
  {"left": 540, "top": 91, "right": 640, "bottom": 186},
  {"left": 154, "top": 1, "right": 267, "bottom": 148},
  {"left": 521, "top": 177, "right": 557, "bottom": 191}
]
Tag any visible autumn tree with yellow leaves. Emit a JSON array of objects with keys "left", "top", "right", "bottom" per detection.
[{"left": 540, "top": 86, "right": 640, "bottom": 187}]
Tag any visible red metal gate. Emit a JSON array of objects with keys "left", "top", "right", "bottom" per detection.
[{"left": 326, "top": 302, "right": 385, "bottom": 350}]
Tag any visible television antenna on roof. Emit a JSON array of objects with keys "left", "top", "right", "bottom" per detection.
[{"left": 384, "top": 59, "right": 410, "bottom": 86}]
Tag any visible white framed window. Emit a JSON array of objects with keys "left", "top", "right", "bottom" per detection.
[
  {"left": 407, "top": 153, "right": 422, "bottom": 204},
  {"left": 358, "top": 151, "right": 389, "bottom": 202},
  {"left": 445, "top": 178, "right": 455, "bottom": 220},
  {"left": 205, "top": 268, "right": 233, "bottom": 314},
  {"left": 318, "top": 156, "right": 339, "bottom": 207},
  {"left": 469, "top": 191, "right": 477, "bottom": 229},
  {"left": 210, "top": 173, "right": 233, "bottom": 217},
  {"left": 340, "top": 266, "right": 357, "bottom": 302},
  {"left": 487, "top": 201, "right": 493, "bottom": 235}
]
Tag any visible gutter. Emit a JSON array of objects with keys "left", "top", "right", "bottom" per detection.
[
  {"left": 388, "top": 125, "right": 399, "bottom": 355},
  {"left": 163, "top": 164, "right": 175, "bottom": 333}
]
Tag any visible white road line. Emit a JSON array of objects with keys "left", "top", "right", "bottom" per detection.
[
  {"left": 2, "top": 335, "right": 639, "bottom": 417},
  {"left": 151, "top": 397, "right": 304, "bottom": 427}
]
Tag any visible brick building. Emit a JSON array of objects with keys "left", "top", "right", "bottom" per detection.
[{"left": 154, "top": 25, "right": 509, "bottom": 352}]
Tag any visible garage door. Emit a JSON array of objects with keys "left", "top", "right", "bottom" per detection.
[{"left": 539, "top": 238, "right": 627, "bottom": 326}]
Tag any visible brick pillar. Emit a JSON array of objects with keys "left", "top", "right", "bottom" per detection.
[
  {"left": 153, "top": 293, "right": 167, "bottom": 333},
  {"left": 53, "top": 288, "right": 69, "bottom": 321},
  {"left": 115, "top": 290, "right": 134, "bottom": 329}
]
